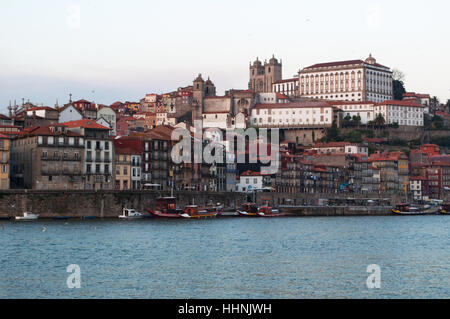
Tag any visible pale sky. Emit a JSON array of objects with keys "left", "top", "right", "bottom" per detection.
[{"left": 1, "top": 0, "right": 449, "bottom": 114}]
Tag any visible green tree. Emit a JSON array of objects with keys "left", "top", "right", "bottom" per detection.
[
  {"left": 326, "top": 122, "right": 340, "bottom": 141},
  {"left": 352, "top": 115, "right": 361, "bottom": 127},
  {"left": 392, "top": 69, "right": 406, "bottom": 100},
  {"left": 374, "top": 113, "right": 385, "bottom": 128}
]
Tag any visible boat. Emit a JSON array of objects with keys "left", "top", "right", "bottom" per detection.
[
  {"left": 440, "top": 203, "right": 450, "bottom": 214},
  {"left": 52, "top": 216, "right": 71, "bottom": 220},
  {"left": 237, "top": 203, "right": 259, "bottom": 217},
  {"left": 218, "top": 208, "right": 240, "bottom": 217},
  {"left": 15, "top": 212, "right": 39, "bottom": 221},
  {"left": 257, "top": 206, "right": 285, "bottom": 217},
  {"left": 146, "top": 197, "right": 183, "bottom": 218},
  {"left": 118, "top": 208, "right": 144, "bottom": 219},
  {"left": 392, "top": 203, "right": 441, "bottom": 215},
  {"left": 180, "top": 205, "right": 218, "bottom": 219},
  {"left": 0, "top": 215, "right": 11, "bottom": 220}
]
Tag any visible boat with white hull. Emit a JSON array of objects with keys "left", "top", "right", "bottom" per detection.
[
  {"left": 15, "top": 212, "right": 39, "bottom": 221},
  {"left": 118, "top": 208, "right": 144, "bottom": 219}
]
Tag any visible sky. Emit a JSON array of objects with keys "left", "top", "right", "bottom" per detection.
[{"left": 1, "top": 0, "right": 449, "bottom": 114}]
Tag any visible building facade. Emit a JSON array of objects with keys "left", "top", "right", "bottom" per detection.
[{"left": 298, "top": 55, "right": 393, "bottom": 103}]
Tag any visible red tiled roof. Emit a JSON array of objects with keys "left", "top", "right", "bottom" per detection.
[
  {"left": 304, "top": 59, "right": 390, "bottom": 70},
  {"left": 436, "top": 111, "right": 450, "bottom": 118},
  {"left": 113, "top": 137, "right": 142, "bottom": 155},
  {"left": 253, "top": 101, "right": 331, "bottom": 109},
  {"left": 0, "top": 114, "right": 11, "bottom": 120},
  {"left": 16, "top": 125, "right": 83, "bottom": 138},
  {"left": 276, "top": 92, "right": 289, "bottom": 99},
  {"left": 273, "top": 78, "right": 298, "bottom": 84},
  {"left": 61, "top": 119, "right": 111, "bottom": 130},
  {"left": 377, "top": 100, "right": 422, "bottom": 107}
]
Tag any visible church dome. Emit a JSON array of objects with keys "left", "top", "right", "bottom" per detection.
[
  {"left": 194, "top": 73, "right": 204, "bottom": 82},
  {"left": 253, "top": 58, "right": 262, "bottom": 67},
  {"left": 365, "top": 54, "right": 376, "bottom": 65},
  {"left": 205, "top": 77, "right": 213, "bottom": 85},
  {"left": 269, "top": 54, "right": 278, "bottom": 64}
]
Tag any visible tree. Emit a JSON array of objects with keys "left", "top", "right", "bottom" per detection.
[
  {"left": 392, "top": 68, "right": 406, "bottom": 100},
  {"left": 326, "top": 122, "right": 340, "bottom": 141},
  {"left": 374, "top": 113, "right": 385, "bottom": 128},
  {"left": 431, "top": 96, "right": 440, "bottom": 107},
  {"left": 352, "top": 115, "right": 361, "bottom": 127},
  {"left": 343, "top": 114, "right": 352, "bottom": 127}
]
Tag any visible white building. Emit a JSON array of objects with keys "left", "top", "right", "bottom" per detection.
[
  {"left": 332, "top": 101, "right": 375, "bottom": 124},
  {"left": 250, "top": 102, "right": 335, "bottom": 128},
  {"left": 309, "top": 142, "right": 368, "bottom": 156},
  {"left": 256, "top": 92, "right": 290, "bottom": 104},
  {"left": 236, "top": 170, "right": 265, "bottom": 193},
  {"left": 272, "top": 78, "right": 299, "bottom": 97},
  {"left": 298, "top": 54, "right": 393, "bottom": 103},
  {"left": 97, "top": 106, "right": 117, "bottom": 135},
  {"left": 374, "top": 100, "right": 424, "bottom": 126},
  {"left": 58, "top": 105, "right": 83, "bottom": 123},
  {"left": 410, "top": 177, "right": 426, "bottom": 201},
  {"left": 131, "top": 154, "right": 141, "bottom": 190}
]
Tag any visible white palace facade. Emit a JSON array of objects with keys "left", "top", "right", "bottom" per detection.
[{"left": 297, "top": 55, "right": 393, "bottom": 103}]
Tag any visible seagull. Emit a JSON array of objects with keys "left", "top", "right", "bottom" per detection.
[{"left": 42, "top": 227, "right": 47, "bottom": 232}]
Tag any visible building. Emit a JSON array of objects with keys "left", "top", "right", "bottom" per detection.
[
  {"left": 236, "top": 170, "right": 271, "bottom": 193},
  {"left": 10, "top": 124, "right": 85, "bottom": 189},
  {"left": 58, "top": 104, "right": 83, "bottom": 123},
  {"left": 374, "top": 100, "right": 424, "bottom": 126},
  {"left": 248, "top": 55, "right": 282, "bottom": 93},
  {"left": 113, "top": 137, "right": 142, "bottom": 190},
  {"left": 0, "top": 134, "right": 10, "bottom": 189},
  {"left": 97, "top": 106, "right": 117, "bottom": 135},
  {"left": 298, "top": 54, "right": 393, "bottom": 103},
  {"left": 403, "top": 92, "right": 431, "bottom": 114},
  {"left": 272, "top": 78, "right": 299, "bottom": 97},
  {"left": 332, "top": 101, "right": 376, "bottom": 124},
  {"left": 309, "top": 142, "right": 368, "bottom": 156},
  {"left": 63, "top": 119, "right": 113, "bottom": 190},
  {"left": 250, "top": 102, "right": 335, "bottom": 128}
]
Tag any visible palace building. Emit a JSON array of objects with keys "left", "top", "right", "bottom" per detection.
[{"left": 297, "top": 54, "right": 393, "bottom": 103}]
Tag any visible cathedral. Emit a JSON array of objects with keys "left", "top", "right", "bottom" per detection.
[{"left": 248, "top": 55, "right": 282, "bottom": 93}]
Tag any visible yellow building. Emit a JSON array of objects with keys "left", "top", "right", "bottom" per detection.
[{"left": 0, "top": 134, "right": 10, "bottom": 189}]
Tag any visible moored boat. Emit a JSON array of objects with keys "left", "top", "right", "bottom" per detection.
[
  {"left": 15, "top": 212, "right": 39, "bottom": 221},
  {"left": 257, "top": 206, "right": 285, "bottom": 217},
  {"left": 181, "top": 205, "right": 218, "bottom": 219},
  {"left": 146, "top": 197, "right": 183, "bottom": 218},
  {"left": 237, "top": 203, "right": 259, "bottom": 216},
  {"left": 118, "top": 208, "right": 144, "bottom": 219},
  {"left": 392, "top": 203, "right": 441, "bottom": 215},
  {"left": 440, "top": 203, "right": 450, "bottom": 214}
]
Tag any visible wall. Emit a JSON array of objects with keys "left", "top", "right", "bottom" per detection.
[{"left": 0, "top": 190, "right": 246, "bottom": 218}]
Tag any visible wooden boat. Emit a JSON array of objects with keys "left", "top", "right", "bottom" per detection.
[
  {"left": 146, "top": 197, "right": 183, "bottom": 218},
  {"left": 257, "top": 206, "right": 285, "bottom": 217},
  {"left": 181, "top": 205, "right": 218, "bottom": 219},
  {"left": 237, "top": 203, "right": 259, "bottom": 217},
  {"left": 118, "top": 208, "right": 144, "bottom": 219},
  {"left": 392, "top": 203, "right": 441, "bottom": 215},
  {"left": 15, "top": 212, "right": 39, "bottom": 221},
  {"left": 0, "top": 215, "right": 11, "bottom": 220}
]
